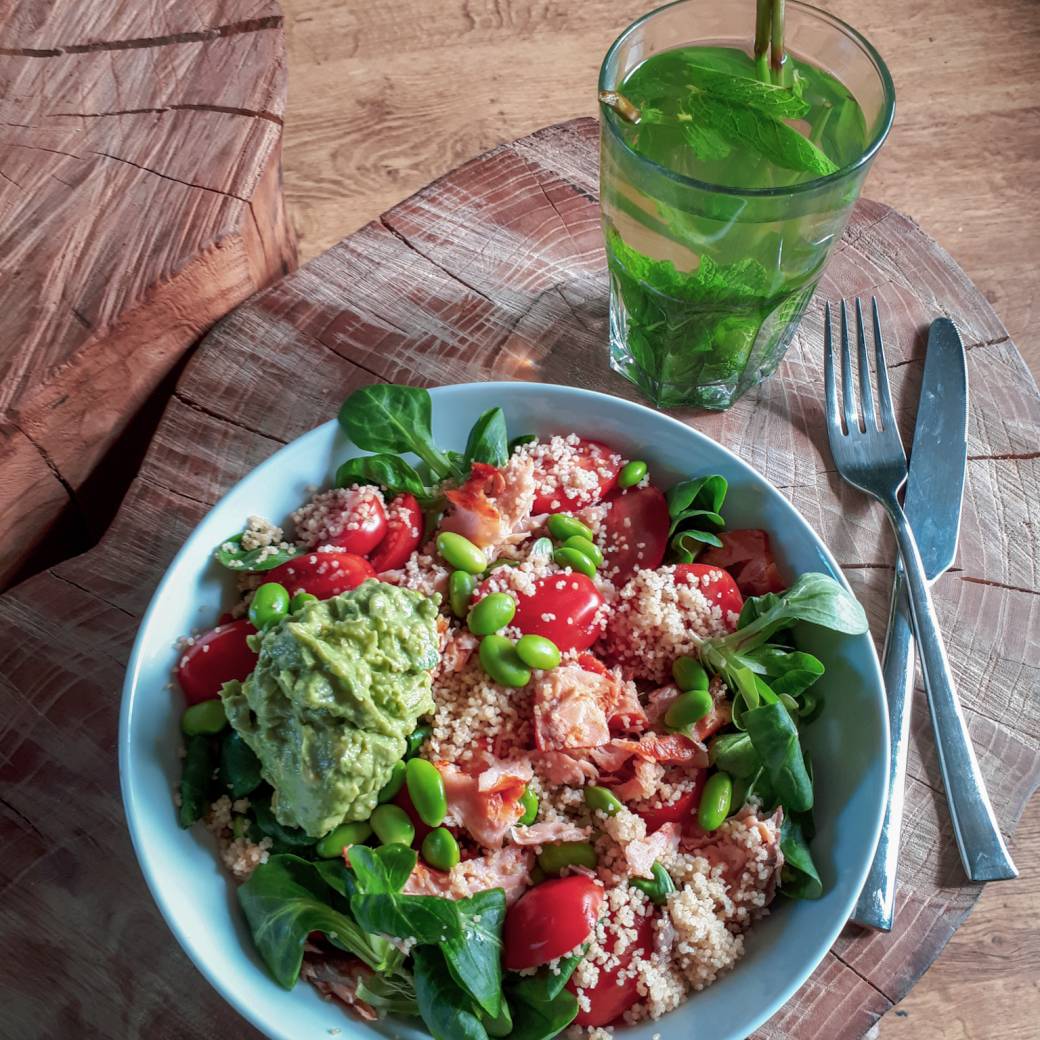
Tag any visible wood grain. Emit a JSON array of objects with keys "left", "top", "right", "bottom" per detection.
[
  {"left": 0, "top": 118, "right": 1036, "bottom": 1039},
  {"left": 0, "top": 0, "right": 297, "bottom": 586}
]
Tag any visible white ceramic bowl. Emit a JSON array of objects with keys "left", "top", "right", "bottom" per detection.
[{"left": 121, "top": 382, "right": 887, "bottom": 1040}]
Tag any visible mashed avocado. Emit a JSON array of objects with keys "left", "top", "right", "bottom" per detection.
[{"left": 221, "top": 579, "right": 439, "bottom": 837}]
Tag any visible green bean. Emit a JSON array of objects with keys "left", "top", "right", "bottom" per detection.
[
  {"left": 468, "top": 592, "right": 517, "bottom": 636},
  {"left": 629, "top": 861, "right": 675, "bottom": 905},
  {"left": 370, "top": 804, "right": 415, "bottom": 847},
  {"left": 482, "top": 998, "right": 513, "bottom": 1038},
  {"left": 478, "top": 635, "right": 532, "bottom": 688},
  {"left": 528, "top": 536, "right": 554, "bottom": 557},
  {"left": 436, "top": 532, "right": 487, "bottom": 574},
  {"left": 672, "top": 655, "right": 709, "bottom": 692},
  {"left": 405, "top": 724, "right": 432, "bottom": 759},
  {"left": 421, "top": 827, "right": 460, "bottom": 872},
  {"left": 698, "top": 772, "right": 733, "bottom": 832},
  {"left": 537, "top": 841, "right": 598, "bottom": 876},
  {"left": 528, "top": 865, "right": 546, "bottom": 886},
  {"left": 316, "top": 821, "right": 373, "bottom": 859},
  {"left": 289, "top": 591, "right": 318, "bottom": 612},
  {"left": 249, "top": 581, "right": 290, "bottom": 630},
  {"left": 664, "top": 688, "right": 714, "bottom": 732},
  {"left": 584, "top": 785, "right": 624, "bottom": 816},
  {"left": 553, "top": 546, "right": 597, "bottom": 578},
  {"left": 181, "top": 699, "right": 227, "bottom": 736},
  {"left": 449, "top": 570, "right": 477, "bottom": 618},
  {"left": 547, "top": 514, "right": 593, "bottom": 542},
  {"left": 406, "top": 757, "right": 447, "bottom": 827},
  {"left": 515, "top": 634, "right": 561, "bottom": 670},
  {"left": 518, "top": 785, "right": 539, "bottom": 825},
  {"left": 563, "top": 535, "right": 603, "bottom": 567},
  {"left": 617, "top": 460, "right": 648, "bottom": 489},
  {"left": 377, "top": 759, "right": 407, "bottom": 803}
]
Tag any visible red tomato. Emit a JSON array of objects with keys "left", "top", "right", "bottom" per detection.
[
  {"left": 267, "top": 550, "right": 375, "bottom": 599},
  {"left": 176, "top": 618, "right": 258, "bottom": 704},
  {"left": 576, "top": 653, "right": 608, "bottom": 676},
  {"left": 699, "top": 529, "right": 785, "bottom": 597},
  {"left": 323, "top": 488, "right": 388, "bottom": 555},
  {"left": 569, "top": 909, "right": 655, "bottom": 1026},
  {"left": 531, "top": 438, "right": 621, "bottom": 514},
  {"left": 603, "top": 485, "right": 670, "bottom": 584},
  {"left": 511, "top": 573, "right": 605, "bottom": 652},
  {"left": 636, "top": 777, "right": 706, "bottom": 833},
  {"left": 503, "top": 876, "right": 604, "bottom": 971},
  {"left": 368, "top": 494, "right": 424, "bottom": 572},
  {"left": 675, "top": 563, "right": 744, "bottom": 625}
]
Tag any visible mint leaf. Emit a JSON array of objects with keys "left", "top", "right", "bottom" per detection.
[
  {"left": 681, "top": 120, "right": 732, "bottom": 161},
  {"left": 684, "top": 62, "right": 810, "bottom": 118}
]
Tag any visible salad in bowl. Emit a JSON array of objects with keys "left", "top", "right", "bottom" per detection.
[{"left": 155, "top": 383, "right": 875, "bottom": 1040}]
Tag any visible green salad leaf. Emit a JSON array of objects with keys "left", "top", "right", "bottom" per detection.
[
  {"left": 506, "top": 974, "right": 580, "bottom": 1040},
  {"left": 178, "top": 734, "right": 218, "bottom": 828},
  {"left": 464, "top": 407, "right": 509, "bottom": 468},
  {"left": 251, "top": 790, "right": 317, "bottom": 849},
  {"left": 219, "top": 729, "right": 262, "bottom": 799},
  {"left": 444, "top": 890, "right": 507, "bottom": 1018},
  {"left": 335, "top": 453, "right": 429, "bottom": 500},
  {"left": 743, "top": 701, "right": 814, "bottom": 813},
  {"left": 214, "top": 533, "right": 301, "bottom": 573},
  {"left": 779, "top": 813, "right": 823, "bottom": 899},
  {"left": 413, "top": 946, "right": 489, "bottom": 1040},
  {"left": 349, "top": 843, "right": 417, "bottom": 894},
  {"left": 356, "top": 970, "right": 421, "bottom": 1017},
  {"left": 666, "top": 474, "right": 729, "bottom": 562}
]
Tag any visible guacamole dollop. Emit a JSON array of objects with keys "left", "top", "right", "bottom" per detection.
[{"left": 221, "top": 579, "right": 440, "bottom": 837}]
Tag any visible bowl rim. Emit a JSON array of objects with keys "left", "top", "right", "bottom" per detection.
[{"left": 120, "top": 380, "right": 887, "bottom": 1040}]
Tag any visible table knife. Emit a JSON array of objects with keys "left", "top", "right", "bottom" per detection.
[{"left": 852, "top": 318, "right": 1017, "bottom": 932}]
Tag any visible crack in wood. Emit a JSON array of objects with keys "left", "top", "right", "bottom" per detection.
[
  {"left": 0, "top": 15, "right": 282, "bottom": 58},
  {"left": 0, "top": 794, "right": 46, "bottom": 840},
  {"left": 960, "top": 575, "right": 1039, "bottom": 596},
  {"left": 10, "top": 420, "right": 75, "bottom": 504},
  {"left": 172, "top": 390, "right": 289, "bottom": 444},
  {"left": 48, "top": 103, "right": 283, "bottom": 125},
  {"left": 91, "top": 151, "right": 248, "bottom": 202},
  {"left": 47, "top": 569, "right": 134, "bottom": 620},
  {"left": 967, "top": 451, "right": 1040, "bottom": 462},
  {"left": 828, "top": 948, "right": 898, "bottom": 1006}
]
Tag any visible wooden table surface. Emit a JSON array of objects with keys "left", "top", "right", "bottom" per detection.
[{"left": 273, "top": 2, "right": 1040, "bottom": 1038}]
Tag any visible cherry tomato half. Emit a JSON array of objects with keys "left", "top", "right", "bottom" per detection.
[
  {"left": 323, "top": 487, "right": 388, "bottom": 555},
  {"left": 176, "top": 618, "right": 258, "bottom": 705},
  {"left": 267, "top": 549, "right": 375, "bottom": 599},
  {"left": 603, "top": 485, "right": 670, "bottom": 584},
  {"left": 503, "top": 875, "right": 604, "bottom": 971},
  {"left": 699, "top": 529, "right": 785, "bottom": 597},
  {"left": 511, "top": 573, "right": 605, "bottom": 652},
  {"left": 368, "top": 494, "right": 424, "bottom": 572},
  {"left": 569, "top": 909, "right": 654, "bottom": 1026},
  {"left": 675, "top": 563, "right": 743, "bottom": 627},
  {"left": 531, "top": 438, "right": 621, "bottom": 514},
  {"left": 636, "top": 778, "right": 706, "bottom": 833}
]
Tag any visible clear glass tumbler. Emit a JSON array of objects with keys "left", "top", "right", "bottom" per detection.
[{"left": 600, "top": 0, "right": 895, "bottom": 410}]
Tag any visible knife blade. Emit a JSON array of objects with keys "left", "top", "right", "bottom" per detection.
[{"left": 852, "top": 317, "right": 968, "bottom": 930}]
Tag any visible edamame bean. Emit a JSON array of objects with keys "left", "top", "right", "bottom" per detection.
[
  {"left": 249, "top": 581, "right": 290, "bottom": 630},
  {"left": 436, "top": 532, "right": 487, "bottom": 574},
  {"left": 181, "top": 698, "right": 227, "bottom": 736},
  {"left": 617, "top": 460, "right": 648, "bottom": 489},
  {"left": 528, "top": 865, "right": 546, "bottom": 885},
  {"left": 377, "top": 759, "right": 407, "bottom": 803},
  {"left": 563, "top": 535, "right": 603, "bottom": 567},
  {"left": 370, "top": 804, "right": 415, "bottom": 847},
  {"left": 449, "top": 570, "right": 477, "bottom": 618},
  {"left": 584, "top": 785, "right": 623, "bottom": 816},
  {"left": 537, "top": 841, "right": 598, "bottom": 876},
  {"left": 630, "top": 861, "right": 676, "bottom": 906},
  {"left": 289, "top": 591, "right": 318, "bottom": 612},
  {"left": 515, "top": 634, "right": 561, "bottom": 670},
  {"left": 518, "top": 785, "right": 539, "bottom": 825},
  {"left": 316, "top": 821, "right": 373, "bottom": 859},
  {"left": 405, "top": 724, "right": 432, "bottom": 759},
  {"left": 553, "top": 546, "right": 597, "bottom": 578},
  {"left": 479, "top": 635, "right": 532, "bottom": 688},
  {"left": 421, "top": 827, "right": 460, "bottom": 872},
  {"left": 529, "top": 536, "right": 554, "bottom": 557},
  {"left": 468, "top": 592, "right": 517, "bottom": 636},
  {"left": 547, "top": 514, "right": 593, "bottom": 542},
  {"left": 664, "top": 688, "right": 714, "bottom": 732},
  {"left": 482, "top": 998, "right": 513, "bottom": 1038},
  {"left": 406, "top": 757, "right": 447, "bottom": 827},
  {"left": 698, "top": 772, "right": 733, "bottom": 832},
  {"left": 672, "top": 655, "right": 709, "bottom": 692}
]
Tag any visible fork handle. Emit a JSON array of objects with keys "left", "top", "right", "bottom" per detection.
[
  {"left": 851, "top": 565, "right": 916, "bottom": 930},
  {"left": 883, "top": 497, "right": 1018, "bottom": 882}
]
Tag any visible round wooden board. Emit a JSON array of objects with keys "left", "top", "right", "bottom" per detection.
[
  {"left": 1, "top": 118, "right": 1037, "bottom": 1039},
  {"left": 0, "top": 1, "right": 297, "bottom": 586}
]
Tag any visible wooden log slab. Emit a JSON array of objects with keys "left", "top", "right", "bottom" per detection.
[
  {"left": 2, "top": 118, "right": 1037, "bottom": 1039},
  {"left": 0, "top": 0, "right": 296, "bottom": 586}
]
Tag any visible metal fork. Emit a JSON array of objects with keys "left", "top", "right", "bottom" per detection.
[{"left": 824, "top": 299, "right": 1018, "bottom": 884}]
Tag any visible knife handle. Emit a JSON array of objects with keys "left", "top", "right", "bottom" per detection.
[
  {"left": 851, "top": 566, "right": 915, "bottom": 930},
  {"left": 884, "top": 497, "right": 1019, "bottom": 883}
]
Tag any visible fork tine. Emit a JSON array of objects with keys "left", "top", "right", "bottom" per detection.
[
  {"left": 839, "top": 300, "right": 858, "bottom": 432},
  {"left": 871, "top": 297, "right": 896, "bottom": 431},
  {"left": 855, "top": 298, "right": 877, "bottom": 430},
  {"left": 823, "top": 302, "right": 840, "bottom": 434}
]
